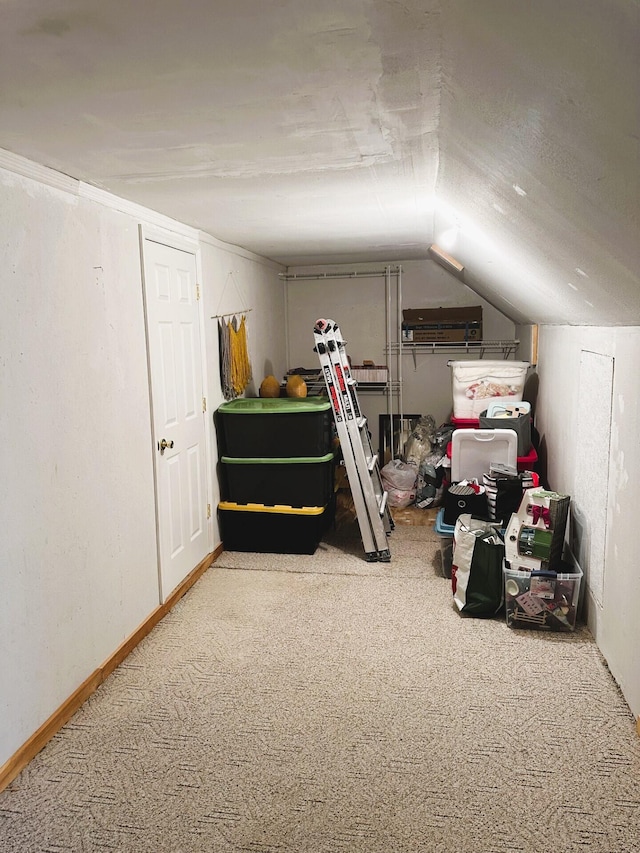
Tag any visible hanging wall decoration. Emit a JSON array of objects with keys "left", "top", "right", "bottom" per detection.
[
  {"left": 229, "top": 313, "right": 252, "bottom": 396},
  {"left": 213, "top": 272, "right": 253, "bottom": 400}
]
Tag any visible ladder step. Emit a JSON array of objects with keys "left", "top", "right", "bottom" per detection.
[
  {"left": 379, "top": 491, "right": 388, "bottom": 516},
  {"left": 368, "top": 454, "right": 378, "bottom": 472},
  {"left": 357, "top": 416, "right": 367, "bottom": 429}
]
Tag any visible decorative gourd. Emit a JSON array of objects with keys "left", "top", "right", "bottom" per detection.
[
  {"left": 259, "top": 375, "right": 281, "bottom": 398},
  {"left": 286, "top": 374, "right": 308, "bottom": 398}
]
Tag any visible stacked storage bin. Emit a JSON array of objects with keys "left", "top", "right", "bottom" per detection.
[
  {"left": 436, "top": 359, "right": 534, "bottom": 549},
  {"left": 503, "top": 489, "right": 581, "bottom": 632},
  {"left": 216, "top": 397, "right": 335, "bottom": 554},
  {"left": 447, "top": 360, "right": 537, "bottom": 471},
  {"left": 448, "top": 360, "right": 530, "bottom": 420}
]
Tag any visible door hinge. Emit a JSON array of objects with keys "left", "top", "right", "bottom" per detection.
[
  {"left": 202, "top": 396, "right": 207, "bottom": 412},
  {"left": 207, "top": 503, "right": 211, "bottom": 519},
  {"left": 196, "top": 283, "right": 201, "bottom": 301}
]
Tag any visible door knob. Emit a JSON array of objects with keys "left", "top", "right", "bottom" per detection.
[{"left": 158, "top": 438, "right": 174, "bottom": 455}]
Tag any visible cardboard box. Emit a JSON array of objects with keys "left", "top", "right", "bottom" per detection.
[
  {"left": 402, "top": 307, "right": 482, "bottom": 343},
  {"left": 350, "top": 364, "right": 389, "bottom": 383},
  {"left": 403, "top": 327, "right": 481, "bottom": 342}
]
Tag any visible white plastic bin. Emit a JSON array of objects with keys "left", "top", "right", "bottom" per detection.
[
  {"left": 451, "top": 428, "right": 517, "bottom": 482},
  {"left": 449, "top": 360, "right": 530, "bottom": 419}
]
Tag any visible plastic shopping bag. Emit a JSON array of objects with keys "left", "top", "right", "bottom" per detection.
[
  {"left": 381, "top": 459, "right": 418, "bottom": 507},
  {"left": 452, "top": 513, "right": 505, "bottom": 616}
]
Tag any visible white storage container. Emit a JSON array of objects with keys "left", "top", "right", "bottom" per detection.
[
  {"left": 451, "top": 428, "right": 517, "bottom": 482},
  {"left": 449, "top": 360, "right": 530, "bottom": 419}
]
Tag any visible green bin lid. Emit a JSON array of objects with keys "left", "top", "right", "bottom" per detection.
[
  {"left": 221, "top": 452, "right": 334, "bottom": 465},
  {"left": 218, "top": 396, "right": 330, "bottom": 414}
]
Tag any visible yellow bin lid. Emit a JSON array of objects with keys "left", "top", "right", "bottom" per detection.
[{"left": 218, "top": 501, "right": 327, "bottom": 516}]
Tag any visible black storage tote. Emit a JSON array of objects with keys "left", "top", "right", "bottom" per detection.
[
  {"left": 217, "top": 397, "right": 333, "bottom": 458},
  {"left": 220, "top": 452, "right": 335, "bottom": 508},
  {"left": 479, "top": 409, "right": 532, "bottom": 457}
]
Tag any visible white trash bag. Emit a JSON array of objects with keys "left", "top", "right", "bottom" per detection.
[{"left": 381, "top": 459, "right": 418, "bottom": 507}]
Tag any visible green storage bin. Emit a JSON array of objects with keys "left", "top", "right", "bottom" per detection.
[
  {"left": 216, "top": 397, "right": 332, "bottom": 458},
  {"left": 221, "top": 453, "right": 335, "bottom": 508}
]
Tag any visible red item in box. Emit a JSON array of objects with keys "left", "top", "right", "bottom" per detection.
[
  {"left": 450, "top": 416, "right": 479, "bottom": 429},
  {"left": 517, "top": 445, "right": 538, "bottom": 471}
]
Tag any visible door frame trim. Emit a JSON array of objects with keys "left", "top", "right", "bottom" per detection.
[{"left": 138, "top": 224, "right": 213, "bottom": 602}]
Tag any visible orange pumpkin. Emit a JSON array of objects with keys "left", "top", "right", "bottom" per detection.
[
  {"left": 286, "top": 374, "right": 308, "bottom": 398},
  {"left": 259, "top": 375, "right": 281, "bottom": 397}
]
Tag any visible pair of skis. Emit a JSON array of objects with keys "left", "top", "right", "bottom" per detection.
[{"left": 313, "top": 319, "right": 393, "bottom": 562}]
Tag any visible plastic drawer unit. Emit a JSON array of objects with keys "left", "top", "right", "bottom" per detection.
[
  {"left": 220, "top": 453, "right": 335, "bottom": 508},
  {"left": 217, "top": 397, "right": 333, "bottom": 458}
]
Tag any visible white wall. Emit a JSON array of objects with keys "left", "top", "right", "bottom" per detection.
[
  {"left": 534, "top": 324, "right": 640, "bottom": 718},
  {"left": 286, "top": 259, "right": 516, "bottom": 452},
  {"left": 0, "top": 171, "right": 159, "bottom": 765},
  {"left": 0, "top": 162, "right": 286, "bottom": 770}
]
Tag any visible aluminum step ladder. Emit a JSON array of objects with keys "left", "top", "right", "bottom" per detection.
[{"left": 313, "top": 318, "right": 393, "bottom": 562}]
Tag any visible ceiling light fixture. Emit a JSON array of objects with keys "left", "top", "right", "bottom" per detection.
[
  {"left": 429, "top": 243, "right": 465, "bottom": 277},
  {"left": 438, "top": 225, "right": 459, "bottom": 250}
]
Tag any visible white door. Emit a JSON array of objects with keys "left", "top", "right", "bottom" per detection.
[{"left": 141, "top": 236, "right": 209, "bottom": 602}]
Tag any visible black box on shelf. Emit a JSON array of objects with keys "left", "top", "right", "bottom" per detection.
[{"left": 402, "top": 306, "right": 483, "bottom": 343}]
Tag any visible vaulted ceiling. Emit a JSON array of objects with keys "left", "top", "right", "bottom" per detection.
[{"left": 1, "top": 0, "right": 638, "bottom": 325}]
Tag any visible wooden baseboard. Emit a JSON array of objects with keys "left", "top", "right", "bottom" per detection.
[{"left": 0, "top": 545, "right": 223, "bottom": 794}]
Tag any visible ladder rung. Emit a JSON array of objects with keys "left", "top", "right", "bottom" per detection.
[
  {"left": 368, "top": 454, "right": 378, "bottom": 472},
  {"left": 357, "top": 416, "right": 367, "bottom": 429},
  {"left": 379, "top": 491, "right": 388, "bottom": 516}
]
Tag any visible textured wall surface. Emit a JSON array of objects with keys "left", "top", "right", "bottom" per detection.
[{"left": 534, "top": 324, "right": 640, "bottom": 717}]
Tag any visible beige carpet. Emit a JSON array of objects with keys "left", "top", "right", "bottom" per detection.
[{"left": 1, "top": 520, "right": 639, "bottom": 853}]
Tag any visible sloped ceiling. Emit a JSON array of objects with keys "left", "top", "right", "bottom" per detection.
[
  {"left": 0, "top": 0, "right": 638, "bottom": 325},
  {"left": 438, "top": 0, "right": 640, "bottom": 326}
]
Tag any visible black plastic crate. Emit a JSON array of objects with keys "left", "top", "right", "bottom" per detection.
[
  {"left": 216, "top": 397, "right": 332, "bottom": 458},
  {"left": 221, "top": 453, "right": 335, "bottom": 508},
  {"left": 218, "top": 501, "right": 334, "bottom": 555}
]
